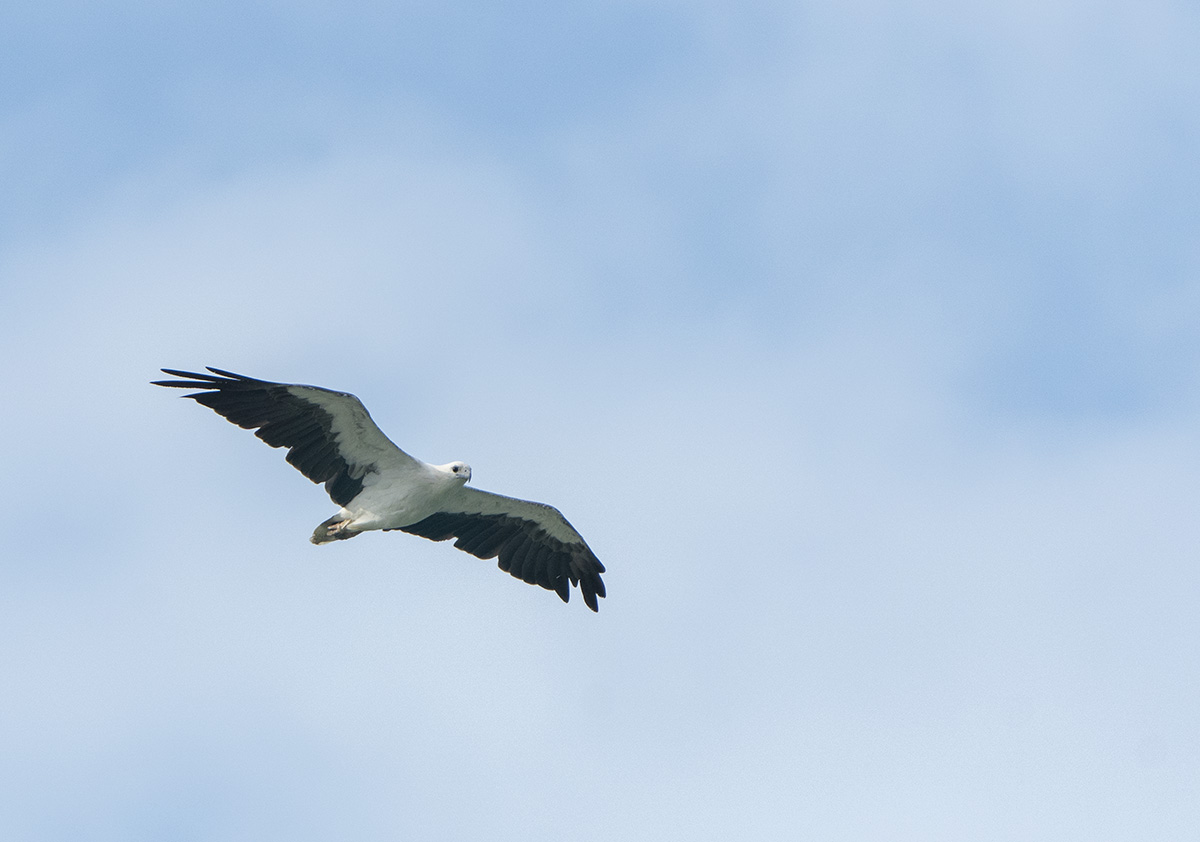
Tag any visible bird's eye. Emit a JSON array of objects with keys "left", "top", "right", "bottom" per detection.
[{"left": 452, "top": 466, "right": 459, "bottom": 473}]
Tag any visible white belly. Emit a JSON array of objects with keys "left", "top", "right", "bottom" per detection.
[{"left": 339, "top": 465, "right": 456, "bottom": 532}]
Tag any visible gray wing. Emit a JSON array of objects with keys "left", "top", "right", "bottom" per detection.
[
  {"left": 397, "top": 485, "right": 607, "bottom": 612},
  {"left": 153, "top": 367, "right": 419, "bottom": 506}
]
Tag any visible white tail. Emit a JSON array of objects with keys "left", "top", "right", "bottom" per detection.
[{"left": 311, "top": 515, "right": 360, "bottom": 544}]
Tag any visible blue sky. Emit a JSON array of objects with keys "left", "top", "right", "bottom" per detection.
[{"left": 2, "top": 2, "right": 1199, "bottom": 840}]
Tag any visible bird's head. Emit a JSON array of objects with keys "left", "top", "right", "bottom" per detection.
[{"left": 444, "top": 461, "right": 472, "bottom": 483}]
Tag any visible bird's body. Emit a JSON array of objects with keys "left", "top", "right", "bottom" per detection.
[
  {"left": 153, "top": 367, "right": 606, "bottom": 611},
  {"left": 314, "top": 457, "right": 462, "bottom": 541}
]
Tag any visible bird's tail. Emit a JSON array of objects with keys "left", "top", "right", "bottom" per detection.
[{"left": 311, "top": 515, "right": 360, "bottom": 545}]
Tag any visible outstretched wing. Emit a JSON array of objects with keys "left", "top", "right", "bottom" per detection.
[
  {"left": 153, "top": 367, "right": 419, "bottom": 506},
  {"left": 396, "top": 486, "right": 607, "bottom": 612}
]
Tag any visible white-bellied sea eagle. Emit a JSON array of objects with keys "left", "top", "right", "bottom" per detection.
[{"left": 154, "top": 367, "right": 606, "bottom": 611}]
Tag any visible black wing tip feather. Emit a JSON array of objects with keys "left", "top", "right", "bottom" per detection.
[
  {"left": 579, "top": 556, "right": 605, "bottom": 612},
  {"left": 203, "top": 366, "right": 254, "bottom": 379},
  {"left": 152, "top": 367, "right": 273, "bottom": 390}
]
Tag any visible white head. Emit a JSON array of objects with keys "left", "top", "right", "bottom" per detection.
[{"left": 443, "top": 461, "right": 472, "bottom": 483}]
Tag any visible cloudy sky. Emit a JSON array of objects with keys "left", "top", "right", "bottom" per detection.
[{"left": 2, "top": 2, "right": 1198, "bottom": 839}]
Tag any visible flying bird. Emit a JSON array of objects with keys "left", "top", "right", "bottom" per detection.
[{"left": 153, "top": 367, "right": 606, "bottom": 611}]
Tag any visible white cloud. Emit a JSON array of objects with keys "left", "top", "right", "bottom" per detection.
[{"left": 2, "top": 2, "right": 1199, "bottom": 839}]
